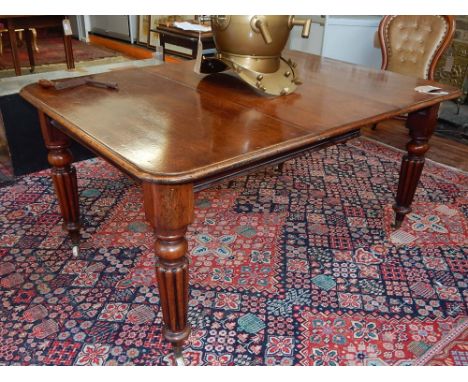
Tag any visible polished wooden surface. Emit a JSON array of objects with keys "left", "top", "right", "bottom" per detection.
[{"left": 21, "top": 52, "right": 460, "bottom": 184}]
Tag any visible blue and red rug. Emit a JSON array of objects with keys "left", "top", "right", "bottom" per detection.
[{"left": 0, "top": 138, "right": 466, "bottom": 366}]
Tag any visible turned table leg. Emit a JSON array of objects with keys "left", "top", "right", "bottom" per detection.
[
  {"left": 143, "top": 183, "right": 194, "bottom": 365},
  {"left": 393, "top": 104, "right": 439, "bottom": 228},
  {"left": 38, "top": 111, "right": 81, "bottom": 254}
]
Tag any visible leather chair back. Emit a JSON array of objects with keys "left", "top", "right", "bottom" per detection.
[{"left": 378, "top": 15, "right": 456, "bottom": 80}]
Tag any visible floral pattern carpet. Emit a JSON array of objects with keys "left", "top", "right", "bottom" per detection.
[{"left": 0, "top": 138, "right": 466, "bottom": 366}]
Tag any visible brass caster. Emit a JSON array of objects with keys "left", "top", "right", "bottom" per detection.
[
  {"left": 72, "top": 245, "right": 79, "bottom": 257},
  {"left": 173, "top": 346, "right": 186, "bottom": 366}
]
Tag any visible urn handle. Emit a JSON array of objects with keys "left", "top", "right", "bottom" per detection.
[
  {"left": 251, "top": 16, "right": 273, "bottom": 44},
  {"left": 288, "top": 16, "right": 312, "bottom": 38}
]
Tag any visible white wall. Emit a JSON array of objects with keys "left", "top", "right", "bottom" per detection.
[
  {"left": 289, "top": 15, "right": 383, "bottom": 69},
  {"left": 322, "top": 16, "right": 382, "bottom": 69},
  {"left": 289, "top": 16, "right": 325, "bottom": 55}
]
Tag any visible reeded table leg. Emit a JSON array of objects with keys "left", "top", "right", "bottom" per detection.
[
  {"left": 143, "top": 183, "right": 194, "bottom": 365},
  {"left": 393, "top": 104, "right": 439, "bottom": 228},
  {"left": 38, "top": 111, "right": 81, "bottom": 254}
]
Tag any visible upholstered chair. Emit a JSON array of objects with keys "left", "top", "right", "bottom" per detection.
[
  {"left": 372, "top": 15, "right": 456, "bottom": 129},
  {"left": 379, "top": 15, "right": 455, "bottom": 80}
]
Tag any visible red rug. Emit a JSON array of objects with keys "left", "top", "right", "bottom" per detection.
[
  {"left": 414, "top": 318, "right": 468, "bottom": 365},
  {"left": 0, "top": 137, "right": 466, "bottom": 365},
  {"left": 0, "top": 37, "right": 121, "bottom": 70}
]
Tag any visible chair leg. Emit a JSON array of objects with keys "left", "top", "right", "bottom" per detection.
[
  {"left": 31, "top": 28, "right": 39, "bottom": 52},
  {"left": 25, "top": 29, "right": 36, "bottom": 73},
  {"left": 0, "top": 28, "right": 38, "bottom": 53},
  {"left": 16, "top": 29, "right": 24, "bottom": 48}
]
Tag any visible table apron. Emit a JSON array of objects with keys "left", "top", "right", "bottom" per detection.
[{"left": 193, "top": 129, "right": 361, "bottom": 192}]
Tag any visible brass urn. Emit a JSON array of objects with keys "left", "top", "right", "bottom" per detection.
[{"left": 199, "top": 15, "right": 312, "bottom": 96}]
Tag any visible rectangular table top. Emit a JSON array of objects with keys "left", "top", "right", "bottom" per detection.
[{"left": 20, "top": 51, "right": 461, "bottom": 184}]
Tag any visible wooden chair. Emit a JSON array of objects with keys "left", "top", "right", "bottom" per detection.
[
  {"left": 0, "top": 25, "right": 39, "bottom": 55},
  {"left": 372, "top": 15, "right": 456, "bottom": 129}
]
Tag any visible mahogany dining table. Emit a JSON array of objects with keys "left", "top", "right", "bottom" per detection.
[{"left": 20, "top": 51, "right": 460, "bottom": 364}]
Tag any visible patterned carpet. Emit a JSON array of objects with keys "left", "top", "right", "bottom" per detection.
[
  {"left": 0, "top": 138, "right": 466, "bottom": 366},
  {"left": 0, "top": 37, "right": 121, "bottom": 71}
]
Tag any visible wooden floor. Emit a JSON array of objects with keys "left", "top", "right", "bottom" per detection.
[
  {"left": 362, "top": 119, "right": 468, "bottom": 172},
  {"left": 88, "top": 34, "right": 154, "bottom": 59}
]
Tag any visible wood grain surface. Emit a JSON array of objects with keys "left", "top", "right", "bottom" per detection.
[{"left": 20, "top": 51, "right": 461, "bottom": 184}]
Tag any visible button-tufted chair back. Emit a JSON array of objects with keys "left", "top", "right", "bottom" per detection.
[{"left": 378, "top": 15, "right": 456, "bottom": 80}]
